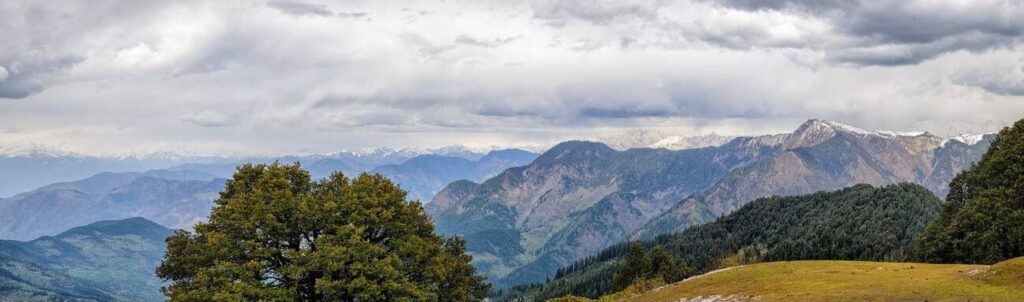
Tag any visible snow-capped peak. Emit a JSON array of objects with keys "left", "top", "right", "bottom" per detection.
[
  {"left": 818, "top": 120, "right": 871, "bottom": 135},
  {"left": 593, "top": 129, "right": 733, "bottom": 151},
  {"left": 0, "top": 143, "right": 88, "bottom": 158},
  {"left": 949, "top": 133, "right": 988, "bottom": 146},
  {"left": 796, "top": 119, "right": 945, "bottom": 139},
  {"left": 787, "top": 119, "right": 950, "bottom": 150},
  {"left": 648, "top": 133, "right": 734, "bottom": 150}
]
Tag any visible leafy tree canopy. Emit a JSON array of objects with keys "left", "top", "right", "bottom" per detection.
[{"left": 156, "top": 163, "right": 489, "bottom": 301}]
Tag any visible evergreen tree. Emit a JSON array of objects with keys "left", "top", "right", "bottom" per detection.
[
  {"left": 156, "top": 163, "right": 489, "bottom": 301},
  {"left": 916, "top": 119, "right": 1024, "bottom": 264},
  {"left": 611, "top": 243, "right": 650, "bottom": 290},
  {"left": 649, "top": 245, "right": 693, "bottom": 283}
]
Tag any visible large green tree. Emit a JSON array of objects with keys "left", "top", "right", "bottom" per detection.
[
  {"left": 156, "top": 163, "right": 489, "bottom": 301},
  {"left": 916, "top": 118, "right": 1024, "bottom": 264}
]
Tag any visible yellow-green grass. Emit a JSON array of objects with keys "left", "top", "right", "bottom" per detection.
[{"left": 621, "top": 257, "right": 1024, "bottom": 302}]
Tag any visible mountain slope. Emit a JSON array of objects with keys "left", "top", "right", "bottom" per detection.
[
  {"left": 0, "top": 174, "right": 225, "bottom": 240},
  {"left": 514, "top": 183, "right": 942, "bottom": 301},
  {"left": 0, "top": 217, "right": 172, "bottom": 301},
  {"left": 427, "top": 138, "right": 782, "bottom": 286},
  {"left": 372, "top": 149, "right": 537, "bottom": 202},
  {"left": 636, "top": 119, "right": 993, "bottom": 238}
]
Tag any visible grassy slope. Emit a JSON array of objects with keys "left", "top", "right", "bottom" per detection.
[{"left": 621, "top": 257, "right": 1024, "bottom": 302}]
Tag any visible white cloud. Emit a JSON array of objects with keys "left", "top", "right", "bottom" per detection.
[{"left": 0, "top": 0, "right": 1021, "bottom": 156}]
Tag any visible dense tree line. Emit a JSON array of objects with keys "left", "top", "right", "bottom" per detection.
[
  {"left": 497, "top": 183, "right": 942, "bottom": 301},
  {"left": 610, "top": 244, "right": 693, "bottom": 290},
  {"left": 157, "top": 163, "right": 489, "bottom": 301},
  {"left": 916, "top": 119, "right": 1024, "bottom": 263}
]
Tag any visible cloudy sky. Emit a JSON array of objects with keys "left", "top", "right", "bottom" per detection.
[{"left": 2, "top": 0, "right": 1023, "bottom": 155}]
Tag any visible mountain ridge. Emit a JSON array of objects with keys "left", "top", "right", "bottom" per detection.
[
  {"left": 634, "top": 120, "right": 994, "bottom": 238},
  {"left": 428, "top": 119, "right": 995, "bottom": 288},
  {"left": 0, "top": 217, "right": 172, "bottom": 301}
]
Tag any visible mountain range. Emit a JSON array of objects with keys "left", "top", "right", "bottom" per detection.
[
  {"left": 636, "top": 120, "right": 993, "bottom": 238},
  {"left": 427, "top": 119, "right": 993, "bottom": 287},
  {"left": 0, "top": 170, "right": 225, "bottom": 241},
  {"left": 0, "top": 144, "right": 525, "bottom": 198},
  {"left": 0, "top": 149, "right": 537, "bottom": 241},
  {"left": 0, "top": 217, "right": 172, "bottom": 301},
  {"left": 154, "top": 148, "right": 537, "bottom": 204},
  {"left": 0, "top": 119, "right": 998, "bottom": 291}
]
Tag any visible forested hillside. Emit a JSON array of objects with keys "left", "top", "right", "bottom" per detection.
[
  {"left": 503, "top": 183, "right": 942, "bottom": 300},
  {"left": 916, "top": 118, "right": 1024, "bottom": 264}
]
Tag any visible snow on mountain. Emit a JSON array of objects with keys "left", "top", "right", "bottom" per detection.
[
  {"left": 949, "top": 133, "right": 988, "bottom": 146},
  {"left": 0, "top": 121, "right": 994, "bottom": 160},
  {"left": 593, "top": 129, "right": 735, "bottom": 151},
  {"left": 344, "top": 145, "right": 506, "bottom": 161},
  {"left": 0, "top": 143, "right": 88, "bottom": 158},
  {"left": 592, "top": 129, "right": 673, "bottom": 150},
  {"left": 785, "top": 119, "right": 965, "bottom": 150},
  {"left": 648, "top": 134, "right": 735, "bottom": 150}
]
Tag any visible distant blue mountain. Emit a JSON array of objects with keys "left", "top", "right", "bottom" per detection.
[
  {"left": 0, "top": 171, "right": 225, "bottom": 240},
  {"left": 0, "top": 217, "right": 172, "bottom": 301},
  {"left": 0, "top": 154, "right": 180, "bottom": 198},
  {"left": 372, "top": 149, "right": 539, "bottom": 202},
  {"left": 0, "top": 145, "right": 499, "bottom": 198}
]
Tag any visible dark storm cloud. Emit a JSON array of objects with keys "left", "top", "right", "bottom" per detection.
[
  {"left": 0, "top": 57, "right": 81, "bottom": 99},
  {"left": 952, "top": 63, "right": 1024, "bottom": 97},
  {"left": 708, "top": 0, "right": 1024, "bottom": 65},
  {"left": 825, "top": 33, "right": 1018, "bottom": 66},
  {"left": 838, "top": 3, "right": 1024, "bottom": 44}
]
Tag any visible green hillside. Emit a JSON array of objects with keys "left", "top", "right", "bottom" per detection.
[
  {"left": 618, "top": 257, "right": 1024, "bottom": 302},
  {"left": 0, "top": 217, "right": 172, "bottom": 301},
  {"left": 503, "top": 183, "right": 942, "bottom": 300}
]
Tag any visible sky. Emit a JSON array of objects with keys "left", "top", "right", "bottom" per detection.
[{"left": 1, "top": 0, "right": 1023, "bottom": 156}]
